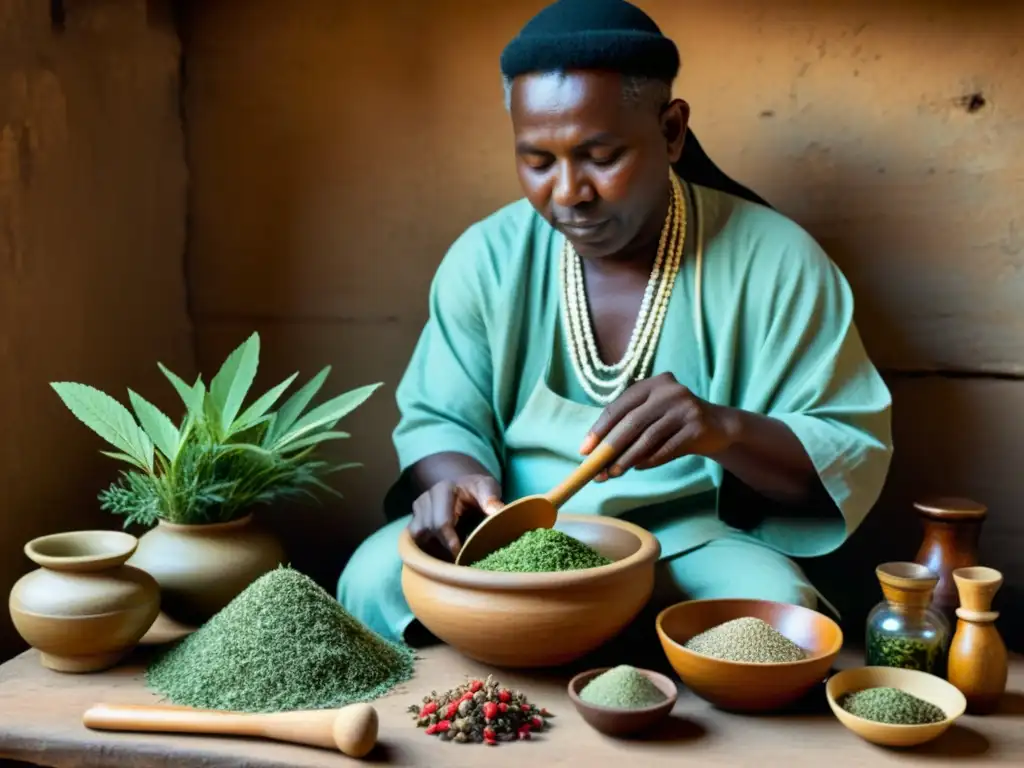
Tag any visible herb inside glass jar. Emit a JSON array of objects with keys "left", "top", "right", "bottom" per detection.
[{"left": 864, "top": 562, "right": 950, "bottom": 676}]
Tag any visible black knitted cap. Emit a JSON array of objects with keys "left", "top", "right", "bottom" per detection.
[{"left": 500, "top": 0, "right": 680, "bottom": 83}]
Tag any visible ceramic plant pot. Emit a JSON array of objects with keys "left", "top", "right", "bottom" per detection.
[
  {"left": 127, "top": 514, "right": 285, "bottom": 626},
  {"left": 9, "top": 530, "right": 160, "bottom": 673}
]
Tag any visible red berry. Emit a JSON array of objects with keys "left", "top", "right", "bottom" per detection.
[
  {"left": 436, "top": 720, "right": 451, "bottom": 732},
  {"left": 459, "top": 691, "right": 475, "bottom": 703},
  {"left": 483, "top": 727, "right": 496, "bottom": 741},
  {"left": 469, "top": 680, "right": 484, "bottom": 692},
  {"left": 482, "top": 701, "right": 498, "bottom": 720},
  {"left": 498, "top": 702, "right": 509, "bottom": 713},
  {"left": 446, "top": 702, "right": 459, "bottom": 719},
  {"left": 520, "top": 703, "right": 531, "bottom": 712},
  {"left": 424, "top": 724, "right": 437, "bottom": 736},
  {"left": 485, "top": 738, "right": 498, "bottom": 746},
  {"left": 420, "top": 701, "right": 437, "bottom": 716},
  {"left": 518, "top": 726, "right": 532, "bottom": 740},
  {"left": 531, "top": 716, "right": 544, "bottom": 730},
  {"left": 498, "top": 689, "right": 511, "bottom": 702}
]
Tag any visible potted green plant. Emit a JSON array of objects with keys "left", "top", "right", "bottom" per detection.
[{"left": 51, "top": 332, "right": 380, "bottom": 625}]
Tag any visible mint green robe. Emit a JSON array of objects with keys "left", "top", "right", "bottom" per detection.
[{"left": 338, "top": 182, "right": 893, "bottom": 643}]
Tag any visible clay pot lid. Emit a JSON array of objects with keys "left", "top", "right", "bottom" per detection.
[
  {"left": 25, "top": 530, "right": 138, "bottom": 572},
  {"left": 913, "top": 497, "right": 987, "bottom": 521}
]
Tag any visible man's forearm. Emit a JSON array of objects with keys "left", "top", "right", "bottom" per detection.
[
  {"left": 712, "top": 407, "right": 822, "bottom": 505},
  {"left": 408, "top": 452, "right": 497, "bottom": 495}
]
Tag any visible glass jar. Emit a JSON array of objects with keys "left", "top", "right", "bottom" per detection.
[{"left": 865, "top": 562, "right": 950, "bottom": 676}]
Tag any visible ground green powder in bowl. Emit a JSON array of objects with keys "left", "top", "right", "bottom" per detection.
[
  {"left": 146, "top": 567, "right": 415, "bottom": 713},
  {"left": 471, "top": 528, "right": 612, "bottom": 573},
  {"left": 838, "top": 687, "right": 946, "bottom": 725},
  {"left": 579, "top": 665, "right": 669, "bottom": 709},
  {"left": 683, "top": 617, "right": 807, "bottom": 663}
]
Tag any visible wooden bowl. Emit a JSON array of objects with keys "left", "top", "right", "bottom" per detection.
[
  {"left": 655, "top": 598, "right": 843, "bottom": 711},
  {"left": 826, "top": 667, "right": 967, "bottom": 748},
  {"left": 567, "top": 667, "right": 678, "bottom": 737},
  {"left": 398, "top": 515, "right": 661, "bottom": 667}
]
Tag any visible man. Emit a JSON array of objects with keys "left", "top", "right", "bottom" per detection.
[{"left": 338, "top": 0, "right": 892, "bottom": 645}]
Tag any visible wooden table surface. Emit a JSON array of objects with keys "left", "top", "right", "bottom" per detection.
[{"left": 1, "top": 622, "right": 1022, "bottom": 768}]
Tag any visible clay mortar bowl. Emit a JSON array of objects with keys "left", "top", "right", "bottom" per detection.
[
  {"left": 656, "top": 598, "right": 843, "bottom": 712},
  {"left": 398, "top": 514, "right": 660, "bottom": 667}
]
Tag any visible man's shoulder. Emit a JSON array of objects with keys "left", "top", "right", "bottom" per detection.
[{"left": 699, "top": 185, "right": 836, "bottom": 284}]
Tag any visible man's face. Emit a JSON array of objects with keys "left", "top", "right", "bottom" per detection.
[{"left": 510, "top": 70, "right": 685, "bottom": 260}]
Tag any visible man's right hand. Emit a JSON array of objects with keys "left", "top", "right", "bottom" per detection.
[{"left": 408, "top": 474, "right": 503, "bottom": 558}]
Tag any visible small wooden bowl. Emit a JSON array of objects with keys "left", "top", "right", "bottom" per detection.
[
  {"left": 568, "top": 667, "right": 678, "bottom": 737},
  {"left": 656, "top": 598, "right": 843, "bottom": 711},
  {"left": 399, "top": 515, "right": 660, "bottom": 667},
  {"left": 826, "top": 667, "right": 967, "bottom": 748}
]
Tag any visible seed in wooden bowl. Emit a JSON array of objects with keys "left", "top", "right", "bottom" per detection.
[
  {"left": 838, "top": 687, "right": 946, "bottom": 725},
  {"left": 683, "top": 617, "right": 807, "bottom": 663}
]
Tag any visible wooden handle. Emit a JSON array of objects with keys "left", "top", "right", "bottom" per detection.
[
  {"left": 544, "top": 441, "right": 618, "bottom": 509},
  {"left": 83, "top": 703, "right": 377, "bottom": 757}
]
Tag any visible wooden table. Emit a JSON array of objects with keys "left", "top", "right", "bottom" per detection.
[{"left": 1, "top": 636, "right": 1022, "bottom": 768}]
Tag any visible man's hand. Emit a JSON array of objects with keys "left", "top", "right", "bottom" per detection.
[
  {"left": 408, "top": 474, "right": 503, "bottom": 557},
  {"left": 580, "top": 372, "right": 738, "bottom": 480}
]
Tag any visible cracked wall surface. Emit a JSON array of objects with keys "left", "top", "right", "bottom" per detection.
[
  {"left": 181, "top": 0, "right": 1024, "bottom": 648},
  {"left": 0, "top": 0, "right": 194, "bottom": 660}
]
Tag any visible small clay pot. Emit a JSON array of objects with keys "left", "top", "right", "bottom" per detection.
[
  {"left": 127, "top": 514, "right": 284, "bottom": 626},
  {"left": 568, "top": 667, "right": 678, "bottom": 737},
  {"left": 9, "top": 530, "right": 160, "bottom": 673}
]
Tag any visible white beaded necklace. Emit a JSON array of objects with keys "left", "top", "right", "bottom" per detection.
[{"left": 560, "top": 171, "right": 687, "bottom": 405}]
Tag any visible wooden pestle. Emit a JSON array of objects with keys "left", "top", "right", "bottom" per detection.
[{"left": 83, "top": 702, "right": 379, "bottom": 758}]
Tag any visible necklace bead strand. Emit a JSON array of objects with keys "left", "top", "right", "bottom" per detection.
[{"left": 559, "top": 172, "right": 687, "bottom": 405}]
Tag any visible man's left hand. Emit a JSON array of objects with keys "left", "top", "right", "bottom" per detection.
[{"left": 580, "top": 372, "right": 739, "bottom": 480}]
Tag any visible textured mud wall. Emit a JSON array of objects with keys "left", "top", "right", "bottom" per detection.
[
  {"left": 182, "top": 0, "right": 1023, "bottom": 646},
  {"left": 0, "top": 0, "right": 193, "bottom": 661}
]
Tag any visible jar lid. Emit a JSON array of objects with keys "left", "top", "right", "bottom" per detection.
[
  {"left": 876, "top": 562, "right": 939, "bottom": 608},
  {"left": 913, "top": 496, "right": 987, "bottom": 521}
]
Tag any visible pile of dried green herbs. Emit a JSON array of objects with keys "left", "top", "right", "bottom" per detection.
[
  {"left": 838, "top": 687, "right": 946, "bottom": 725},
  {"left": 684, "top": 617, "right": 807, "bottom": 663},
  {"left": 866, "top": 632, "right": 943, "bottom": 675},
  {"left": 409, "top": 675, "right": 554, "bottom": 745},
  {"left": 146, "top": 567, "right": 415, "bottom": 712},
  {"left": 579, "top": 665, "right": 668, "bottom": 709},
  {"left": 471, "top": 528, "right": 612, "bottom": 573}
]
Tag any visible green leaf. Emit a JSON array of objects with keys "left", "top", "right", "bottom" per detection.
[
  {"left": 99, "top": 450, "right": 150, "bottom": 471},
  {"left": 209, "top": 332, "right": 261, "bottom": 436},
  {"left": 231, "top": 372, "right": 298, "bottom": 434},
  {"left": 51, "top": 382, "right": 154, "bottom": 470},
  {"left": 159, "top": 363, "right": 205, "bottom": 417},
  {"left": 273, "top": 383, "right": 381, "bottom": 449},
  {"left": 277, "top": 430, "right": 350, "bottom": 453},
  {"left": 128, "top": 389, "right": 181, "bottom": 460},
  {"left": 305, "top": 475, "right": 344, "bottom": 498},
  {"left": 203, "top": 394, "right": 224, "bottom": 441},
  {"left": 324, "top": 462, "right": 362, "bottom": 474},
  {"left": 267, "top": 365, "right": 331, "bottom": 444}
]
